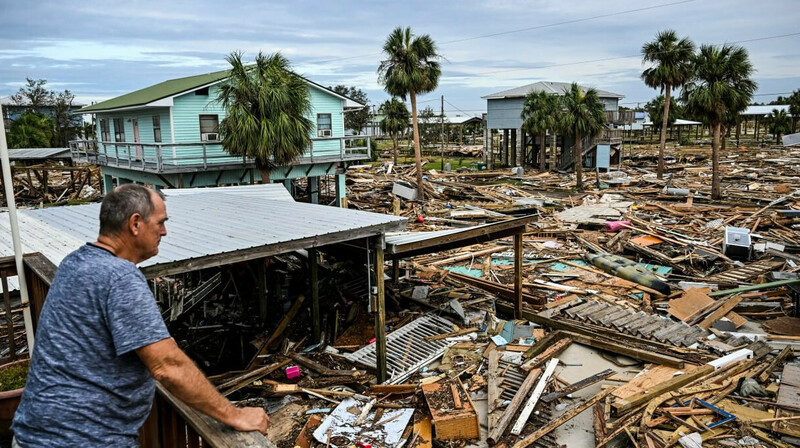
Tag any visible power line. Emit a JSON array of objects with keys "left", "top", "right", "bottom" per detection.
[
  {"left": 475, "top": 31, "right": 800, "bottom": 76},
  {"left": 306, "top": 0, "right": 696, "bottom": 66},
  {"left": 442, "top": 0, "right": 696, "bottom": 45}
]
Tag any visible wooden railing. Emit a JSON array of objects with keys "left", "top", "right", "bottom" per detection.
[
  {"left": 140, "top": 384, "right": 275, "bottom": 448},
  {"left": 0, "top": 253, "right": 56, "bottom": 364},
  {"left": 69, "top": 136, "right": 371, "bottom": 174}
]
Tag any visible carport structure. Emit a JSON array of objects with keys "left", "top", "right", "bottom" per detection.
[{"left": 385, "top": 215, "right": 536, "bottom": 318}]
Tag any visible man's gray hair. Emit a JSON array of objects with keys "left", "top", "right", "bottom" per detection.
[{"left": 99, "top": 184, "right": 166, "bottom": 236}]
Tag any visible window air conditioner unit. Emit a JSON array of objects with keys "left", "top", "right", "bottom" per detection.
[
  {"left": 202, "top": 133, "right": 219, "bottom": 141},
  {"left": 318, "top": 129, "right": 332, "bottom": 137}
]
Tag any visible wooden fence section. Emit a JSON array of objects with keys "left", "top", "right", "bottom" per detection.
[
  {"left": 140, "top": 383, "right": 275, "bottom": 448},
  {"left": 0, "top": 253, "right": 55, "bottom": 364}
]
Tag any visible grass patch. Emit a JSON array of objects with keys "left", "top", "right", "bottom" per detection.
[{"left": 0, "top": 360, "right": 29, "bottom": 391}]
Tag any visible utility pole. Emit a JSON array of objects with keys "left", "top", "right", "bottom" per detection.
[{"left": 440, "top": 95, "right": 445, "bottom": 171}]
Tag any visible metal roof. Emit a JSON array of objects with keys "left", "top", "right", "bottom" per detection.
[
  {"left": 161, "top": 183, "right": 294, "bottom": 201},
  {"left": 446, "top": 116, "right": 483, "bottom": 125},
  {"left": 7, "top": 148, "right": 72, "bottom": 160},
  {"left": 1, "top": 188, "right": 407, "bottom": 278},
  {"left": 482, "top": 81, "right": 624, "bottom": 100},
  {"left": 385, "top": 216, "right": 536, "bottom": 259},
  {"left": 742, "top": 105, "right": 791, "bottom": 117},
  {"left": 80, "top": 70, "right": 365, "bottom": 114}
]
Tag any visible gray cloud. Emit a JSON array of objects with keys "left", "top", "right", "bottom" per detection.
[{"left": 1, "top": 0, "right": 797, "bottom": 114}]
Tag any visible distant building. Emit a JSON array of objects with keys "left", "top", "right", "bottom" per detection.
[
  {"left": 72, "top": 70, "right": 367, "bottom": 204},
  {"left": 482, "top": 81, "right": 625, "bottom": 170},
  {"left": 1, "top": 96, "right": 85, "bottom": 134}
]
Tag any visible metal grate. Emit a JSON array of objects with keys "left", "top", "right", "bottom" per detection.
[{"left": 344, "top": 313, "right": 457, "bottom": 384}]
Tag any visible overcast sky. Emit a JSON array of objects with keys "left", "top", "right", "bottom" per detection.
[{"left": 1, "top": 0, "right": 798, "bottom": 116}]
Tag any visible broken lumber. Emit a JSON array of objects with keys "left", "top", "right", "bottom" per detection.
[
  {"left": 612, "top": 365, "right": 714, "bottom": 415},
  {"left": 520, "top": 338, "right": 571, "bottom": 371},
  {"left": 697, "top": 295, "right": 744, "bottom": 329},
  {"left": 511, "top": 358, "right": 559, "bottom": 435},
  {"left": 486, "top": 368, "right": 542, "bottom": 445},
  {"left": 758, "top": 346, "right": 793, "bottom": 383},
  {"left": 496, "top": 303, "right": 686, "bottom": 369},
  {"left": 218, "top": 358, "right": 291, "bottom": 397},
  {"left": 511, "top": 387, "right": 615, "bottom": 448},
  {"left": 541, "top": 368, "right": 614, "bottom": 403},
  {"left": 247, "top": 294, "right": 306, "bottom": 369}
]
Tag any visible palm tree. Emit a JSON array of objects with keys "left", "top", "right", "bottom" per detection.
[
  {"left": 641, "top": 30, "right": 695, "bottom": 179},
  {"left": 8, "top": 112, "right": 53, "bottom": 149},
  {"left": 379, "top": 98, "right": 411, "bottom": 165},
  {"left": 216, "top": 51, "right": 313, "bottom": 183},
  {"left": 560, "top": 83, "right": 606, "bottom": 189},
  {"left": 768, "top": 108, "right": 791, "bottom": 144},
  {"left": 788, "top": 89, "right": 800, "bottom": 133},
  {"left": 378, "top": 27, "right": 442, "bottom": 200},
  {"left": 521, "top": 91, "right": 559, "bottom": 172},
  {"left": 684, "top": 44, "right": 756, "bottom": 199}
]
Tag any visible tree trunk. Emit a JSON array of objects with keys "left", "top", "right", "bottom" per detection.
[
  {"left": 550, "top": 131, "right": 557, "bottom": 172},
  {"left": 711, "top": 122, "right": 721, "bottom": 200},
  {"left": 575, "top": 133, "right": 583, "bottom": 189},
  {"left": 409, "top": 91, "right": 425, "bottom": 201},
  {"left": 539, "top": 132, "right": 546, "bottom": 172},
  {"left": 721, "top": 125, "right": 727, "bottom": 151},
  {"left": 258, "top": 167, "right": 271, "bottom": 185},
  {"left": 657, "top": 85, "right": 671, "bottom": 179}
]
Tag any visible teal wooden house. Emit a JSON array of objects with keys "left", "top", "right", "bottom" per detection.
[{"left": 72, "top": 70, "right": 368, "bottom": 203}]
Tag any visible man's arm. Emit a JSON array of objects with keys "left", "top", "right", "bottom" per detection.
[{"left": 136, "top": 338, "right": 269, "bottom": 434}]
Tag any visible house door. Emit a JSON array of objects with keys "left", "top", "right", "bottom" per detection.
[{"left": 132, "top": 119, "right": 142, "bottom": 159}]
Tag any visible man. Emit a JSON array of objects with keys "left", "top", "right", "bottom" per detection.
[{"left": 12, "top": 184, "right": 269, "bottom": 447}]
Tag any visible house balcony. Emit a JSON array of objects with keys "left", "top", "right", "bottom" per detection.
[{"left": 68, "top": 136, "right": 371, "bottom": 174}]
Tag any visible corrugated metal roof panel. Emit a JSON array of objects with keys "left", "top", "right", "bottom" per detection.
[
  {"left": 1, "top": 189, "right": 407, "bottom": 281},
  {"left": 742, "top": 105, "right": 791, "bottom": 116},
  {"left": 8, "top": 148, "right": 71, "bottom": 160},
  {"left": 162, "top": 184, "right": 294, "bottom": 201},
  {"left": 482, "top": 81, "right": 624, "bottom": 100}
]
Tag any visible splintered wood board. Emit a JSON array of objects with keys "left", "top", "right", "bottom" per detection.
[
  {"left": 667, "top": 288, "right": 746, "bottom": 327},
  {"left": 611, "top": 365, "right": 682, "bottom": 400},
  {"left": 421, "top": 379, "right": 480, "bottom": 441}
]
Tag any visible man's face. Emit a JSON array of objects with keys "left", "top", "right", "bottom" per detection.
[{"left": 137, "top": 192, "right": 168, "bottom": 261}]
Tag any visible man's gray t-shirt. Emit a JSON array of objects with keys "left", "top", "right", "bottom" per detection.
[{"left": 12, "top": 244, "right": 171, "bottom": 447}]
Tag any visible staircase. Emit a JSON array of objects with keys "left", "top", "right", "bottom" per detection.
[
  {"left": 558, "top": 128, "right": 623, "bottom": 171},
  {"left": 558, "top": 135, "right": 596, "bottom": 171},
  {"left": 162, "top": 272, "right": 223, "bottom": 322}
]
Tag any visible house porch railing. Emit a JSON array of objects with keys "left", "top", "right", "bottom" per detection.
[{"left": 68, "top": 136, "right": 371, "bottom": 174}]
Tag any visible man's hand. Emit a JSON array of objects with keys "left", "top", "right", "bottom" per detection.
[{"left": 230, "top": 407, "right": 270, "bottom": 435}]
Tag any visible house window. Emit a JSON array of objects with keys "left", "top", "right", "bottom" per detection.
[
  {"left": 113, "top": 118, "right": 125, "bottom": 142},
  {"left": 195, "top": 87, "right": 209, "bottom": 96},
  {"left": 100, "top": 119, "right": 110, "bottom": 142},
  {"left": 153, "top": 115, "right": 162, "bottom": 142},
  {"left": 317, "top": 113, "right": 332, "bottom": 137},
  {"left": 199, "top": 114, "right": 219, "bottom": 141}
]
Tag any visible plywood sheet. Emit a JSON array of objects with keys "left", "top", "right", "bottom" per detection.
[
  {"left": 611, "top": 365, "right": 682, "bottom": 400},
  {"left": 667, "top": 288, "right": 714, "bottom": 322}
]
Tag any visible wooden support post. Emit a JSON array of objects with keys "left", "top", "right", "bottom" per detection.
[
  {"left": 257, "top": 258, "right": 267, "bottom": 322},
  {"left": 310, "top": 248, "right": 320, "bottom": 342},
  {"left": 514, "top": 232, "right": 523, "bottom": 319},
  {"left": 392, "top": 259, "right": 400, "bottom": 284},
  {"left": 374, "top": 236, "right": 387, "bottom": 383}
]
